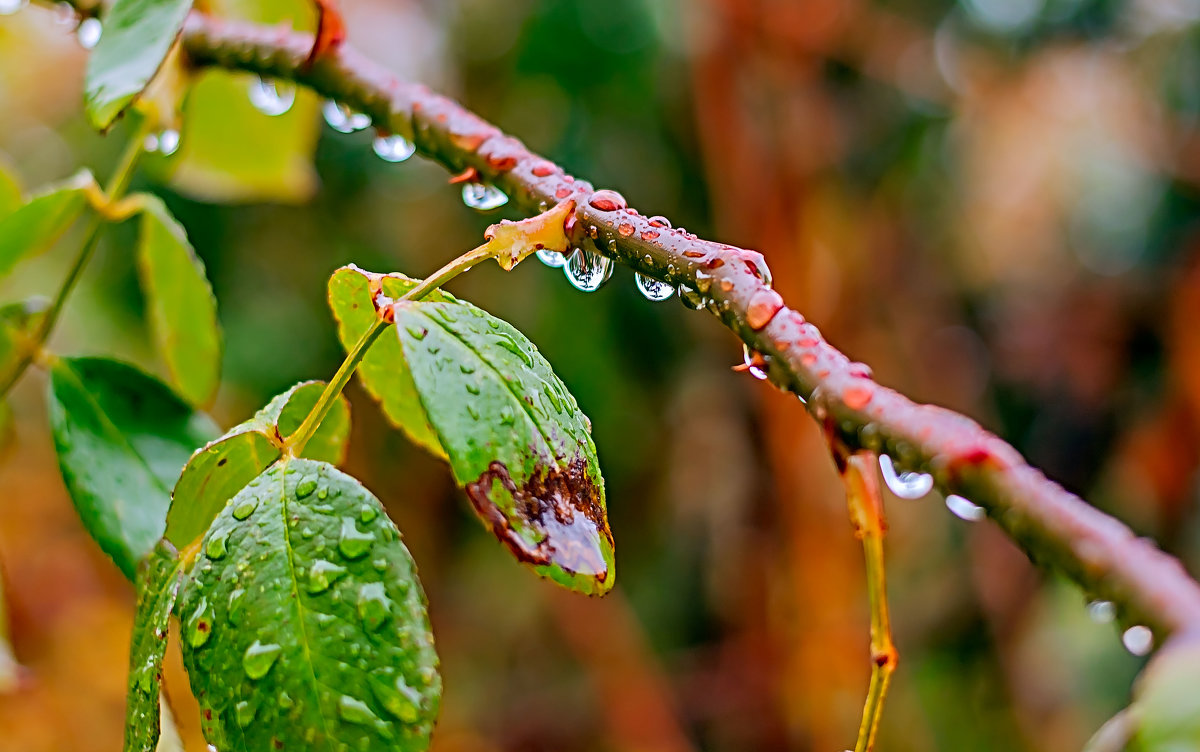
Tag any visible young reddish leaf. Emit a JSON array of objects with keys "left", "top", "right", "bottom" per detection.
[
  {"left": 179, "top": 459, "right": 440, "bottom": 752},
  {"left": 47, "top": 357, "right": 220, "bottom": 579},
  {"left": 306, "top": 0, "right": 346, "bottom": 66},
  {"left": 0, "top": 171, "right": 96, "bottom": 279},
  {"left": 136, "top": 195, "right": 222, "bottom": 408},
  {"left": 482, "top": 199, "right": 574, "bottom": 271},
  {"left": 165, "top": 381, "right": 350, "bottom": 549}
]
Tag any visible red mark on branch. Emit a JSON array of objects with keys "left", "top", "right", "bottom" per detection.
[{"left": 305, "top": 0, "right": 346, "bottom": 68}]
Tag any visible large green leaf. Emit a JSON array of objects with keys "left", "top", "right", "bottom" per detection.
[
  {"left": 165, "top": 381, "right": 350, "bottom": 549},
  {"left": 124, "top": 541, "right": 185, "bottom": 752},
  {"left": 327, "top": 267, "right": 448, "bottom": 458},
  {"left": 47, "top": 357, "right": 219, "bottom": 579},
  {"left": 178, "top": 458, "right": 441, "bottom": 752},
  {"left": 1133, "top": 642, "right": 1200, "bottom": 752},
  {"left": 84, "top": 0, "right": 194, "bottom": 130},
  {"left": 392, "top": 298, "right": 614, "bottom": 595},
  {"left": 0, "top": 298, "right": 50, "bottom": 390},
  {"left": 0, "top": 171, "right": 96, "bottom": 279},
  {"left": 136, "top": 195, "right": 222, "bottom": 407}
]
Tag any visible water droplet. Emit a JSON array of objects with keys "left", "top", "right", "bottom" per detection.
[
  {"left": 747, "top": 255, "right": 773, "bottom": 288},
  {"left": 248, "top": 76, "right": 295, "bottom": 116},
  {"left": 339, "top": 518, "right": 374, "bottom": 560},
  {"left": 878, "top": 455, "right": 934, "bottom": 500},
  {"left": 232, "top": 499, "right": 258, "bottom": 520},
  {"left": 647, "top": 215, "right": 671, "bottom": 228},
  {"left": 235, "top": 699, "right": 257, "bottom": 728},
  {"left": 461, "top": 182, "right": 508, "bottom": 211},
  {"left": 499, "top": 407, "right": 516, "bottom": 426},
  {"left": 742, "top": 344, "right": 768, "bottom": 380},
  {"left": 1122, "top": 625, "right": 1153, "bottom": 656},
  {"left": 323, "top": 100, "right": 370, "bottom": 133},
  {"left": 587, "top": 189, "right": 627, "bottom": 212},
  {"left": 296, "top": 478, "right": 318, "bottom": 499},
  {"left": 278, "top": 691, "right": 294, "bottom": 709},
  {"left": 677, "top": 284, "right": 705, "bottom": 310},
  {"left": 357, "top": 583, "right": 392, "bottom": 631},
  {"left": 306, "top": 559, "right": 347, "bottom": 594},
  {"left": 368, "top": 669, "right": 422, "bottom": 723},
  {"left": 635, "top": 272, "right": 674, "bottom": 301},
  {"left": 337, "top": 694, "right": 380, "bottom": 725},
  {"left": 228, "top": 588, "right": 246, "bottom": 626},
  {"left": 373, "top": 133, "right": 416, "bottom": 163},
  {"left": 564, "top": 248, "right": 613, "bottom": 292},
  {"left": 945, "top": 494, "right": 985, "bottom": 521},
  {"left": 536, "top": 249, "right": 566, "bottom": 268},
  {"left": 360, "top": 505, "right": 378, "bottom": 524},
  {"left": 205, "top": 531, "right": 229, "bottom": 560},
  {"left": 406, "top": 325, "right": 426, "bottom": 341},
  {"left": 76, "top": 17, "right": 101, "bottom": 49},
  {"left": 185, "top": 598, "right": 214, "bottom": 648},
  {"left": 242, "top": 641, "right": 281, "bottom": 680},
  {"left": 0, "top": 0, "right": 27, "bottom": 14},
  {"left": 1087, "top": 600, "right": 1116, "bottom": 624}
]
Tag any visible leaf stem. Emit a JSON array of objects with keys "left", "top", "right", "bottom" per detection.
[
  {"left": 398, "top": 242, "right": 492, "bottom": 302},
  {"left": 0, "top": 119, "right": 149, "bottom": 398}
]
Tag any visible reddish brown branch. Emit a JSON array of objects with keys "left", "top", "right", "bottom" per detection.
[{"left": 162, "top": 14, "right": 1200, "bottom": 641}]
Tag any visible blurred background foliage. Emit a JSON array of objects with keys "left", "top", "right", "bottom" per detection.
[{"left": 1, "top": 0, "right": 1199, "bottom": 749}]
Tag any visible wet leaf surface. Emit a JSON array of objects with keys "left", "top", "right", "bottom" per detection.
[
  {"left": 0, "top": 171, "right": 95, "bottom": 279},
  {"left": 123, "top": 541, "right": 184, "bottom": 752},
  {"left": 179, "top": 458, "right": 440, "bottom": 752},
  {"left": 47, "top": 357, "right": 219, "bottom": 579}
]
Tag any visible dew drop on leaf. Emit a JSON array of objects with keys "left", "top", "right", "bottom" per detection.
[
  {"left": 635, "top": 272, "right": 675, "bottom": 301},
  {"left": 373, "top": 134, "right": 416, "bottom": 163},
  {"left": 461, "top": 182, "right": 508, "bottom": 211},
  {"left": 368, "top": 669, "right": 422, "bottom": 723},
  {"left": 296, "top": 477, "right": 318, "bottom": 499},
  {"left": 360, "top": 504, "right": 378, "bottom": 523},
  {"left": 235, "top": 699, "right": 257, "bottom": 728},
  {"left": 242, "top": 640, "right": 282, "bottom": 680},
  {"left": 248, "top": 76, "right": 296, "bottom": 117},
  {"left": 232, "top": 499, "right": 258, "bottom": 520},
  {"left": 356, "top": 582, "right": 392, "bottom": 631},
  {"left": 338, "top": 518, "right": 374, "bottom": 560},
  {"left": 306, "top": 559, "right": 347, "bottom": 594},
  {"left": 205, "top": 531, "right": 229, "bottom": 560},
  {"left": 337, "top": 694, "right": 381, "bottom": 726},
  {"left": 227, "top": 588, "right": 246, "bottom": 626},
  {"left": 878, "top": 455, "right": 934, "bottom": 500},
  {"left": 186, "top": 598, "right": 215, "bottom": 648}
]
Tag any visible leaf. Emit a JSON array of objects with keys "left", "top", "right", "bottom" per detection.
[
  {"left": 178, "top": 458, "right": 441, "bottom": 752},
  {"left": 124, "top": 541, "right": 185, "bottom": 752},
  {"left": 1133, "top": 642, "right": 1200, "bottom": 752},
  {"left": 0, "top": 297, "right": 50, "bottom": 389},
  {"left": 327, "top": 267, "right": 448, "bottom": 458},
  {"left": 136, "top": 195, "right": 222, "bottom": 407},
  {"left": 0, "top": 171, "right": 96, "bottom": 279},
  {"left": 392, "top": 298, "right": 614, "bottom": 595},
  {"left": 165, "top": 381, "right": 350, "bottom": 549},
  {"left": 0, "top": 163, "right": 20, "bottom": 221},
  {"left": 482, "top": 199, "right": 574, "bottom": 271},
  {"left": 47, "top": 357, "right": 220, "bottom": 579},
  {"left": 84, "top": 0, "right": 194, "bottom": 129}
]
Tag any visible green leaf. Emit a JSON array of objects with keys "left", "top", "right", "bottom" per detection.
[
  {"left": 136, "top": 195, "right": 222, "bottom": 407},
  {"left": 327, "top": 267, "right": 448, "bottom": 459},
  {"left": 84, "top": 0, "right": 194, "bottom": 130},
  {"left": 0, "top": 171, "right": 96, "bottom": 279},
  {"left": 392, "top": 298, "right": 614, "bottom": 595},
  {"left": 0, "top": 163, "right": 20, "bottom": 221},
  {"left": 0, "top": 297, "right": 50, "bottom": 389},
  {"left": 1133, "top": 642, "right": 1200, "bottom": 752},
  {"left": 165, "top": 381, "right": 350, "bottom": 548},
  {"left": 47, "top": 357, "right": 220, "bottom": 579},
  {"left": 124, "top": 541, "right": 185, "bottom": 752},
  {"left": 179, "top": 458, "right": 441, "bottom": 752}
]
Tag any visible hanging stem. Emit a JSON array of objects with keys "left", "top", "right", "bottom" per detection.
[
  {"left": 844, "top": 451, "right": 898, "bottom": 752},
  {"left": 286, "top": 241, "right": 493, "bottom": 456}
]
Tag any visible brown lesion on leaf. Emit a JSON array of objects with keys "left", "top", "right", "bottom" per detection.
[{"left": 465, "top": 457, "right": 612, "bottom": 586}]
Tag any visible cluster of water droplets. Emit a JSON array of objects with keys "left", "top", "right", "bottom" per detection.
[
  {"left": 1082, "top": 599, "right": 1155, "bottom": 656},
  {"left": 247, "top": 76, "right": 295, "bottom": 117},
  {"left": 322, "top": 100, "right": 371, "bottom": 133},
  {"left": 143, "top": 128, "right": 181, "bottom": 156}
]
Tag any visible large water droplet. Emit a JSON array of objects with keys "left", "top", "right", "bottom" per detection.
[
  {"left": 228, "top": 588, "right": 246, "bottom": 626},
  {"left": 564, "top": 248, "right": 613, "bottom": 292},
  {"left": 1087, "top": 600, "right": 1116, "bottom": 624},
  {"left": 76, "top": 17, "right": 102, "bottom": 49},
  {"left": 878, "top": 455, "right": 934, "bottom": 500},
  {"left": 368, "top": 669, "right": 422, "bottom": 723},
  {"left": 306, "top": 559, "right": 347, "bottom": 594},
  {"left": 186, "top": 598, "right": 214, "bottom": 648},
  {"left": 536, "top": 249, "right": 566, "bottom": 268},
  {"left": 357, "top": 582, "right": 392, "bottom": 631},
  {"left": 677, "top": 284, "right": 705, "bottom": 310},
  {"left": 338, "top": 518, "right": 374, "bottom": 560},
  {"left": 248, "top": 76, "right": 295, "bottom": 117},
  {"left": 0, "top": 0, "right": 28, "bottom": 15},
  {"left": 232, "top": 499, "right": 258, "bottom": 520},
  {"left": 742, "top": 344, "right": 768, "bottom": 380},
  {"left": 322, "top": 100, "right": 370, "bottom": 133},
  {"left": 635, "top": 272, "right": 674, "bottom": 301},
  {"left": 373, "top": 133, "right": 416, "bottom": 163},
  {"left": 242, "top": 641, "right": 281, "bottom": 680},
  {"left": 1122, "top": 625, "right": 1153, "bottom": 656},
  {"left": 461, "top": 182, "right": 508, "bottom": 211},
  {"left": 748, "top": 255, "right": 773, "bottom": 288},
  {"left": 295, "top": 477, "right": 318, "bottom": 499},
  {"left": 235, "top": 699, "right": 257, "bottom": 728},
  {"left": 205, "top": 530, "right": 229, "bottom": 560},
  {"left": 337, "top": 694, "right": 380, "bottom": 725},
  {"left": 945, "top": 494, "right": 985, "bottom": 521}
]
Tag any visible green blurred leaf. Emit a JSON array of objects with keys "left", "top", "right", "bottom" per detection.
[
  {"left": 84, "top": 0, "right": 194, "bottom": 129},
  {"left": 47, "top": 357, "right": 220, "bottom": 579},
  {"left": 165, "top": 381, "right": 350, "bottom": 548},
  {"left": 392, "top": 297, "right": 614, "bottom": 594},
  {"left": 123, "top": 541, "right": 185, "bottom": 752},
  {"left": 179, "top": 458, "right": 440, "bottom": 752},
  {"left": 327, "top": 267, "right": 448, "bottom": 459},
  {"left": 136, "top": 195, "right": 222, "bottom": 407},
  {"left": 164, "top": 71, "right": 319, "bottom": 203},
  {"left": 0, "top": 171, "right": 96, "bottom": 279},
  {"left": 1133, "top": 642, "right": 1200, "bottom": 752},
  {"left": 0, "top": 297, "right": 50, "bottom": 390},
  {"left": 0, "top": 164, "right": 20, "bottom": 221}
]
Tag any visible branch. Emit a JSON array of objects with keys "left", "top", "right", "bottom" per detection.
[{"left": 75, "top": 10, "right": 1200, "bottom": 641}]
